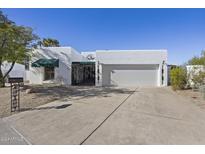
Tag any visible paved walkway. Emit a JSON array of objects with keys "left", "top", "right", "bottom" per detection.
[{"left": 2, "top": 87, "right": 205, "bottom": 144}]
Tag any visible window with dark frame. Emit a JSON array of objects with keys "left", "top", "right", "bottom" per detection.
[{"left": 44, "top": 67, "right": 55, "bottom": 80}]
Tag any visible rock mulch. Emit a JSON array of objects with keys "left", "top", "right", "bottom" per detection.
[
  {"left": 175, "top": 88, "right": 205, "bottom": 109},
  {"left": 0, "top": 84, "right": 72, "bottom": 118}
]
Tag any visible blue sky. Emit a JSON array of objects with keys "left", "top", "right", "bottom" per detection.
[{"left": 2, "top": 9, "right": 205, "bottom": 65}]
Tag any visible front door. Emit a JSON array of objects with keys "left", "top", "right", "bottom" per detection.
[{"left": 72, "top": 62, "right": 95, "bottom": 86}]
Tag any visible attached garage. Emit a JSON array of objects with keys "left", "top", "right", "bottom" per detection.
[
  {"left": 101, "top": 64, "right": 159, "bottom": 87},
  {"left": 96, "top": 50, "right": 168, "bottom": 87}
]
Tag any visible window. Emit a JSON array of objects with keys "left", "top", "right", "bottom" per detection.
[{"left": 44, "top": 67, "right": 55, "bottom": 80}]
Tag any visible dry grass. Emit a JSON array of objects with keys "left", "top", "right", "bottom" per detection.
[{"left": 175, "top": 88, "right": 205, "bottom": 109}]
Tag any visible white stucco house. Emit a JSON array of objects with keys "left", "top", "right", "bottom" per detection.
[{"left": 25, "top": 47, "right": 168, "bottom": 87}]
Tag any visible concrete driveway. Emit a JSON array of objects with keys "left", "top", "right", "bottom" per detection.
[{"left": 2, "top": 87, "right": 205, "bottom": 144}]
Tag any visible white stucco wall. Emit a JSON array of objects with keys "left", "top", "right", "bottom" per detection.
[
  {"left": 81, "top": 51, "right": 96, "bottom": 61},
  {"left": 96, "top": 50, "right": 167, "bottom": 65},
  {"left": 27, "top": 47, "right": 84, "bottom": 85},
  {"left": 95, "top": 50, "right": 168, "bottom": 87},
  {"left": 28, "top": 67, "right": 44, "bottom": 84}
]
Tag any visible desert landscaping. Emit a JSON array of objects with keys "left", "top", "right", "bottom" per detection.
[
  {"left": 1, "top": 83, "right": 205, "bottom": 119},
  {"left": 0, "top": 84, "right": 67, "bottom": 118},
  {"left": 175, "top": 89, "right": 205, "bottom": 109},
  {"left": 0, "top": 84, "right": 132, "bottom": 118}
]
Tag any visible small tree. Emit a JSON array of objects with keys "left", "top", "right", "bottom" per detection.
[
  {"left": 188, "top": 50, "right": 205, "bottom": 65},
  {"left": 170, "top": 67, "right": 187, "bottom": 90},
  {"left": 186, "top": 50, "right": 205, "bottom": 89},
  {"left": 0, "top": 10, "right": 38, "bottom": 87},
  {"left": 40, "top": 38, "right": 60, "bottom": 47}
]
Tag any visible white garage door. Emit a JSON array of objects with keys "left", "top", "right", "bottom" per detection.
[{"left": 102, "top": 64, "right": 159, "bottom": 87}]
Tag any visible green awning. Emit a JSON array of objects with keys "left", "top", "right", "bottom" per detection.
[{"left": 32, "top": 58, "right": 59, "bottom": 67}]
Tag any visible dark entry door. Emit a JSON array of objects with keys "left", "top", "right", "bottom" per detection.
[{"left": 72, "top": 62, "right": 95, "bottom": 86}]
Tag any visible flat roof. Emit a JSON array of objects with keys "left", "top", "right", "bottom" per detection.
[
  {"left": 96, "top": 49, "right": 167, "bottom": 52},
  {"left": 96, "top": 49, "right": 167, "bottom": 53}
]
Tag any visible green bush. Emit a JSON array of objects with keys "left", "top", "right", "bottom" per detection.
[
  {"left": 192, "top": 71, "right": 205, "bottom": 88},
  {"left": 170, "top": 67, "right": 187, "bottom": 90}
]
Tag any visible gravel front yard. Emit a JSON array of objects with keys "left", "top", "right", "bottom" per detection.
[
  {"left": 0, "top": 84, "right": 128, "bottom": 118},
  {"left": 0, "top": 84, "right": 73, "bottom": 118},
  {"left": 175, "top": 88, "right": 205, "bottom": 109}
]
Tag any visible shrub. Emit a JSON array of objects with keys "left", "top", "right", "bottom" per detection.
[
  {"left": 192, "top": 71, "right": 205, "bottom": 88},
  {"left": 170, "top": 67, "right": 187, "bottom": 90}
]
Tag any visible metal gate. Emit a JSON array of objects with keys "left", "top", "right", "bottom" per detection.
[{"left": 72, "top": 62, "right": 95, "bottom": 86}]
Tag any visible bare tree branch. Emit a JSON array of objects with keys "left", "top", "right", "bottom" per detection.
[{"left": 3, "top": 61, "right": 16, "bottom": 79}]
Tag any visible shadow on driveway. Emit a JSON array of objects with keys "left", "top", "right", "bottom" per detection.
[
  {"left": 19, "top": 85, "right": 135, "bottom": 112},
  {"left": 20, "top": 104, "right": 72, "bottom": 112},
  {"left": 23, "top": 85, "right": 135, "bottom": 101}
]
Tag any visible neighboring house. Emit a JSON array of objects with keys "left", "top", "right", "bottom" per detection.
[
  {"left": 186, "top": 65, "right": 205, "bottom": 86},
  {"left": 1, "top": 62, "right": 26, "bottom": 81},
  {"left": 26, "top": 47, "right": 168, "bottom": 87}
]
